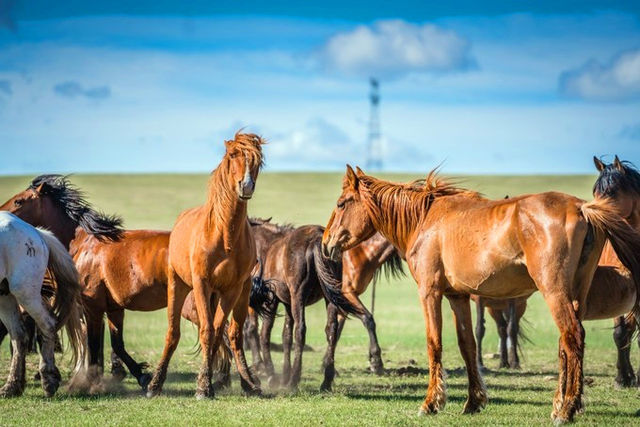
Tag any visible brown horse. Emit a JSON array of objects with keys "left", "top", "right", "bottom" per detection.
[
  {"left": 146, "top": 132, "right": 265, "bottom": 399},
  {"left": 0, "top": 175, "right": 271, "bottom": 391},
  {"left": 245, "top": 220, "right": 361, "bottom": 391},
  {"left": 474, "top": 156, "right": 640, "bottom": 384},
  {"left": 584, "top": 156, "right": 640, "bottom": 387},
  {"left": 472, "top": 295, "right": 528, "bottom": 370},
  {"left": 321, "top": 231, "right": 404, "bottom": 391},
  {"left": 322, "top": 165, "right": 640, "bottom": 423}
]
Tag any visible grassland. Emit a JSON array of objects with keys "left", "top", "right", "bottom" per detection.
[{"left": 0, "top": 172, "right": 639, "bottom": 426}]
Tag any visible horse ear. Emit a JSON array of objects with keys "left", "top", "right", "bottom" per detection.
[
  {"left": 614, "top": 155, "right": 625, "bottom": 173},
  {"left": 34, "top": 182, "right": 50, "bottom": 194},
  {"left": 355, "top": 166, "right": 365, "bottom": 177},
  {"left": 344, "top": 164, "right": 358, "bottom": 189},
  {"left": 593, "top": 156, "right": 605, "bottom": 172}
]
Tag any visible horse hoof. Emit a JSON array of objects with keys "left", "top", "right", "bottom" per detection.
[
  {"left": 145, "top": 387, "right": 161, "bottom": 398},
  {"left": 138, "top": 374, "right": 152, "bottom": 391},
  {"left": 34, "top": 372, "right": 41, "bottom": 381},
  {"left": 320, "top": 382, "right": 332, "bottom": 392},
  {"left": 267, "top": 376, "right": 279, "bottom": 390},
  {"left": 42, "top": 382, "right": 58, "bottom": 398},
  {"left": 0, "top": 383, "right": 23, "bottom": 398}
]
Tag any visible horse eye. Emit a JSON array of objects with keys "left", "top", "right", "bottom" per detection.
[
  {"left": 337, "top": 200, "right": 345, "bottom": 209},
  {"left": 14, "top": 199, "right": 23, "bottom": 207}
]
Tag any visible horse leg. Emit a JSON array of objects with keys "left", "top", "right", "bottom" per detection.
[
  {"left": 244, "top": 308, "right": 264, "bottom": 372},
  {"left": 0, "top": 321, "right": 7, "bottom": 349},
  {"left": 146, "top": 268, "right": 190, "bottom": 398},
  {"left": 259, "top": 299, "right": 278, "bottom": 387},
  {"left": 281, "top": 304, "right": 294, "bottom": 388},
  {"left": 474, "top": 298, "right": 486, "bottom": 371},
  {"left": 228, "top": 281, "right": 262, "bottom": 396},
  {"left": 543, "top": 294, "right": 585, "bottom": 423},
  {"left": 107, "top": 310, "right": 152, "bottom": 390},
  {"left": 320, "top": 303, "right": 339, "bottom": 392},
  {"left": 488, "top": 307, "right": 509, "bottom": 368},
  {"left": 287, "top": 297, "right": 307, "bottom": 392},
  {"left": 350, "top": 292, "right": 384, "bottom": 375},
  {"left": 20, "top": 296, "right": 60, "bottom": 397},
  {"left": 0, "top": 295, "right": 27, "bottom": 397},
  {"left": 417, "top": 287, "right": 446, "bottom": 415},
  {"left": 507, "top": 300, "right": 524, "bottom": 370},
  {"left": 612, "top": 315, "right": 635, "bottom": 387},
  {"left": 191, "top": 279, "right": 216, "bottom": 399},
  {"left": 447, "top": 294, "right": 488, "bottom": 414},
  {"left": 84, "top": 307, "right": 105, "bottom": 385}
]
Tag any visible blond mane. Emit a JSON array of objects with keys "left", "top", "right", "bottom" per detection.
[
  {"left": 359, "top": 169, "right": 475, "bottom": 247},
  {"left": 207, "top": 132, "right": 265, "bottom": 229}
]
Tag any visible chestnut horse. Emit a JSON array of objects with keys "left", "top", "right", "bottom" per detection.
[
  {"left": 0, "top": 175, "right": 270, "bottom": 391},
  {"left": 322, "top": 165, "right": 640, "bottom": 423},
  {"left": 473, "top": 156, "right": 640, "bottom": 383},
  {"left": 146, "top": 133, "right": 265, "bottom": 399}
]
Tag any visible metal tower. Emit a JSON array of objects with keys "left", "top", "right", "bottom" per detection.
[{"left": 366, "top": 78, "right": 383, "bottom": 171}]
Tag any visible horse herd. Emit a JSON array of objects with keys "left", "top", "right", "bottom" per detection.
[{"left": 0, "top": 132, "right": 639, "bottom": 424}]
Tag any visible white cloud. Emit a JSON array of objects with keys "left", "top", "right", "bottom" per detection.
[
  {"left": 559, "top": 48, "right": 640, "bottom": 101},
  {"left": 317, "top": 20, "right": 474, "bottom": 79}
]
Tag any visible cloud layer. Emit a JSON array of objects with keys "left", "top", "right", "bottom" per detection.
[
  {"left": 53, "top": 81, "right": 111, "bottom": 100},
  {"left": 318, "top": 20, "right": 474, "bottom": 78},
  {"left": 559, "top": 48, "right": 640, "bottom": 101}
]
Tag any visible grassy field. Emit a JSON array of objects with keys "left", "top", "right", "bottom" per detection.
[{"left": 1, "top": 172, "right": 639, "bottom": 426}]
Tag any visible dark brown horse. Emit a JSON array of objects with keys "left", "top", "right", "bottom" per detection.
[
  {"left": 585, "top": 156, "right": 640, "bottom": 387},
  {"left": 247, "top": 220, "right": 360, "bottom": 391},
  {"left": 472, "top": 295, "right": 528, "bottom": 370},
  {"left": 146, "top": 133, "right": 265, "bottom": 399},
  {"left": 322, "top": 165, "right": 640, "bottom": 423}
]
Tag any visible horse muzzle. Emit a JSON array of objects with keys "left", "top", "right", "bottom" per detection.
[
  {"left": 321, "top": 242, "right": 341, "bottom": 261},
  {"left": 237, "top": 180, "right": 255, "bottom": 201}
]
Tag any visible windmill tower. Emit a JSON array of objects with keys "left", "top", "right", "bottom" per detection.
[{"left": 366, "top": 78, "right": 383, "bottom": 171}]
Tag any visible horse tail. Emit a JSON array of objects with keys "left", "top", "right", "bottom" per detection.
[
  {"left": 249, "top": 259, "right": 276, "bottom": 318},
  {"left": 36, "top": 228, "right": 87, "bottom": 374},
  {"left": 312, "top": 243, "right": 362, "bottom": 316},
  {"left": 581, "top": 198, "right": 640, "bottom": 325},
  {"left": 372, "top": 247, "right": 406, "bottom": 285}
]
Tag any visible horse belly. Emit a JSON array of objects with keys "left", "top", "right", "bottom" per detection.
[
  {"left": 584, "top": 266, "right": 635, "bottom": 320},
  {"left": 448, "top": 263, "right": 536, "bottom": 299}
]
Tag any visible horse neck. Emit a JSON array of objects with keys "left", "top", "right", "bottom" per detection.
[
  {"left": 361, "top": 185, "right": 430, "bottom": 255},
  {"left": 206, "top": 170, "right": 248, "bottom": 251},
  {"left": 39, "top": 204, "right": 77, "bottom": 249}
]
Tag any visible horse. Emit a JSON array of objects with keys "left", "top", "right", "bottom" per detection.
[
  {"left": 584, "top": 156, "right": 640, "bottom": 387},
  {"left": 322, "top": 165, "right": 640, "bottom": 423},
  {"left": 242, "top": 220, "right": 403, "bottom": 385},
  {"left": 472, "top": 295, "right": 528, "bottom": 370},
  {"left": 243, "top": 220, "right": 361, "bottom": 391},
  {"left": 0, "top": 212, "right": 86, "bottom": 397},
  {"left": 472, "top": 156, "right": 640, "bottom": 383},
  {"left": 321, "top": 231, "right": 404, "bottom": 391},
  {"left": 0, "top": 174, "right": 270, "bottom": 391},
  {"left": 146, "top": 132, "right": 265, "bottom": 399}
]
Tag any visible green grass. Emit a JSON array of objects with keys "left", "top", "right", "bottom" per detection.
[{"left": 1, "top": 172, "right": 639, "bottom": 426}]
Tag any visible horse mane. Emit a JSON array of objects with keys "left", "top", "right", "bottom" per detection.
[
  {"left": 359, "top": 169, "right": 475, "bottom": 246},
  {"left": 29, "top": 175, "right": 124, "bottom": 242},
  {"left": 593, "top": 159, "right": 640, "bottom": 198},
  {"left": 207, "top": 132, "right": 265, "bottom": 228},
  {"left": 249, "top": 216, "right": 295, "bottom": 234}
]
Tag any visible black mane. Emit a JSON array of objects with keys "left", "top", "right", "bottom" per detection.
[
  {"left": 593, "top": 159, "right": 640, "bottom": 198},
  {"left": 249, "top": 216, "right": 295, "bottom": 233},
  {"left": 30, "top": 174, "right": 124, "bottom": 241}
]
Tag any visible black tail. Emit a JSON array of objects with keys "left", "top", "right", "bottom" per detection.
[
  {"left": 373, "top": 247, "right": 405, "bottom": 285},
  {"left": 313, "top": 243, "right": 362, "bottom": 316},
  {"left": 249, "top": 259, "right": 276, "bottom": 317}
]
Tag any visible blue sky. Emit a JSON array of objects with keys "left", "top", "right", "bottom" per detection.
[{"left": 0, "top": 1, "right": 639, "bottom": 174}]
